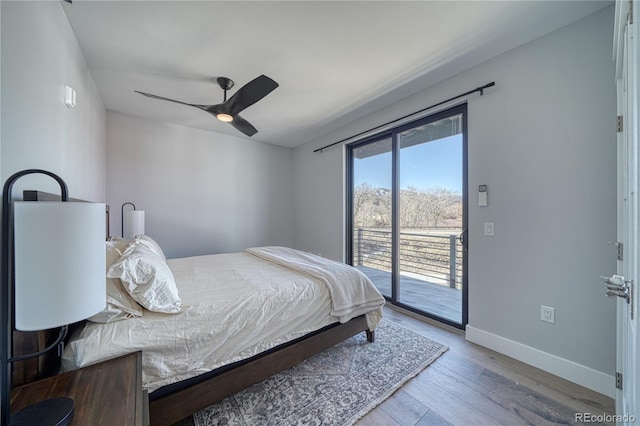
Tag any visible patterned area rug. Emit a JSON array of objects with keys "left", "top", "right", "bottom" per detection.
[{"left": 193, "top": 319, "right": 448, "bottom": 426}]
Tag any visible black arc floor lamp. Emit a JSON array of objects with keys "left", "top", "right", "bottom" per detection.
[{"left": 1, "top": 169, "right": 105, "bottom": 426}]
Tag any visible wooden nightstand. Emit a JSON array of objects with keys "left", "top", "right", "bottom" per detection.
[{"left": 10, "top": 351, "right": 147, "bottom": 426}]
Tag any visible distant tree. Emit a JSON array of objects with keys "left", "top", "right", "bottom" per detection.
[
  {"left": 424, "top": 187, "right": 459, "bottom": 227},
  {"left": 371, "top": 188, "right": 391, "bottom": 227},
  {"left": 353, "top": 182, "right": 374, "bottom": 226},
  {"left": 353, "top": 183, "right": 390, "bottom": 227},
  {"left": 400, "top": 186, "right": 428, "bottom": 228},
  {"left": 355, "top": 183, "right": 460, "bottom": 229}
]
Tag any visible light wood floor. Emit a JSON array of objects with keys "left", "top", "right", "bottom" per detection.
[{"left": 174, "top": 306, "right": 614, "bottom": 426}]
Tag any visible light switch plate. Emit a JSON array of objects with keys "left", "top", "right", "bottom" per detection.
[{"left": 484, "top": 222, "right": 494, "bottom": 236}]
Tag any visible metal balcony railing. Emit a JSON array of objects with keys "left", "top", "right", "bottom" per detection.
[{"left": 354, "top": 228, "right": 464, "bottom": 290}]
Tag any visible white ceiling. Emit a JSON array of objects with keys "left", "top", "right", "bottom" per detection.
[{"left": 63, "top": 1, "right": 611, "bottom": 148}]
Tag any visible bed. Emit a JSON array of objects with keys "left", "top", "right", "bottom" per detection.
[
  {"left": 19, "top": 191, "right": 385, "bottom": 425},
  {"left": 17, "top": 191, "right": 384, "bottom": 425}
]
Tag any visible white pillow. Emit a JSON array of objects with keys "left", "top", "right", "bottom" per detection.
[
  {"left": 133, "top": 235, "right": 166, "bottom": 262},
  {"left": 89, "top": 237, "right": 144, "bottom": 323},
  {"left": 107, "top": 243, "right": 181, "bottom": 314}
]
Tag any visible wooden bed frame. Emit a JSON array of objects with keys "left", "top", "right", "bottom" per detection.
[
  {"left": 150, "top": 315, "right": 372, "bottom": 425},
  {"left": 20, "top": 190, "right": 376, "bottom": 426}
]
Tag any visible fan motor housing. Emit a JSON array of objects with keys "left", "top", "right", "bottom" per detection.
[{"left": 216, "top": 77, "right": 234, "bottom": 91}]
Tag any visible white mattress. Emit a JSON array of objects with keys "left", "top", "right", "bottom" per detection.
[{"left": 62, "top": 251, "right": 340, "bottom": 392}]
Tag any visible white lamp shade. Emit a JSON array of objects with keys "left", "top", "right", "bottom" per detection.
[
  {"left": 13, "top": 202, "right": 106, "bottom": 331},
  {"left": 124, "top": 209, "right": 145, "bottom": 239}
]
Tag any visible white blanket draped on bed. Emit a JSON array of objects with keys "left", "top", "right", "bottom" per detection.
[
  {"left": 62, "top": 248, "right": 385, "bottom": 392},
  {"left": 245, "top": 246, "right": 384, "bottom": 329}
]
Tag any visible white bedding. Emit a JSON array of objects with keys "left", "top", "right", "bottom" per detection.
[
  {"left": 62, "top": 249, "right": 384, "bottom": 392},
  {"left": 246, "top": 246, "right": 384, "bottom": 328}
]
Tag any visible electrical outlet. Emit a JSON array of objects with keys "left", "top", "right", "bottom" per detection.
[{"left": 541, "top": 305, "right": 555, "bottom": 323}]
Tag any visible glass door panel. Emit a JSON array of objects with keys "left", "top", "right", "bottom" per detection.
[
  {"left": 347, "top": 104, "right": 467, "bottom": 328},
  {"left": 398, "top": 113, "right": 464, "bottom": 324},
  {"left": 351, "top": 137, "right": 393, "bottom": 298}
]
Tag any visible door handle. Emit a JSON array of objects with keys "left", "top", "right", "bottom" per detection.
[
  {"left": 458, "top": 228, "right": 468, "bottom": 251},
  {"left": 602, "top": 275, "right": 634, "bottom": 319},
  {"left": 603, "top": 275, "right": 630, "bottom": 299}
]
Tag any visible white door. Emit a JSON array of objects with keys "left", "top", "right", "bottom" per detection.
[{"left": 613, "top": 0, "right": 638, "bottom": 422}]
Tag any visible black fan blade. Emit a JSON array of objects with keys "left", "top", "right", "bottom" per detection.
[
  {"left": 136, "top": 85, "right": 266, "bottom": 137},
  {"left": 224, "top": 75, "right": 278, "bottom": 116},
  {"left": 204, "top": 103, "right": 225, "bottom": 115},
  {"left": 135, "top": 91, "right": 209, "bottom": 110},
  {"left": 230, "top": 114, "right": 258, "bottom": 137}
]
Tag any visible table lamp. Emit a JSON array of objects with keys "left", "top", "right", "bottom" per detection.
[
  {"left": 121, "top": 202, "right": 145, "bottom": 238},
  {"left": 1, "top": 169, "right": 106, "bottom": 426}
]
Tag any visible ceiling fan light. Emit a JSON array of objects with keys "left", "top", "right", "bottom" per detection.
[{"left": 217, "top": 113, "right": 233, "bottom": 123}]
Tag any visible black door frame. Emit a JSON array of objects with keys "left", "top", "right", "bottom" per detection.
[{"left": 346, "top": 103, "right": 468, "bottom": 329}]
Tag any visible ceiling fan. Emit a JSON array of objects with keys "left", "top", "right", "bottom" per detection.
[{"left": 135, "top": 75, "right": 278, "bottom": 137}]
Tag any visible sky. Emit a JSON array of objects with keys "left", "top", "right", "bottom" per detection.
[{"left": 354, "top": 134, "right": 463, "bottom": 193}]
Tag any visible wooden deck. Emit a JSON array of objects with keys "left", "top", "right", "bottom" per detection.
[{"left": 356, "top": 265, "right": 462, "bottom": 324}]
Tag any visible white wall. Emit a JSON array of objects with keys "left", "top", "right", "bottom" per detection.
[
  {"left": 1, "top": 2, "right": 106, "bottom": 201},
  {"left": 107, "top": 112, "right": 293, "bottom": 259},
  {"left": 293, "top": 7, "right": 617, "bottom": 395}
]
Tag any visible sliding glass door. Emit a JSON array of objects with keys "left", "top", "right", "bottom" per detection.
[
  {"left": 347, "top": 105, "right": 467, "bottom": 328},
  {"left": 350, "top": 137, "right": 393, "bottom": 298}
]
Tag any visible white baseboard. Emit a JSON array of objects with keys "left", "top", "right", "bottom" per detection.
[{"left": 465, "top": 325, "right": 615, "bottom": 398}]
